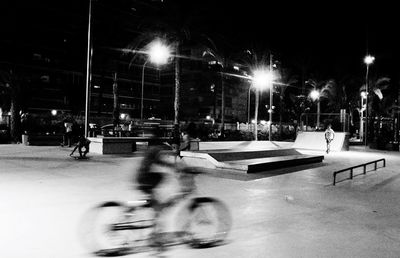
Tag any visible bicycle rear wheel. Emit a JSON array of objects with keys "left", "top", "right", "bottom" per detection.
[
  {"left": 80, "top": 201, "right": 154, "bottom": 256},
  {"left": 177, "top": 197, "right": 232, "bottom": 248}
]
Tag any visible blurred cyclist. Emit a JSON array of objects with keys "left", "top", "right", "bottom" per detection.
[{"left": 135, "top": 147, "right": 179, "bottom": 249}]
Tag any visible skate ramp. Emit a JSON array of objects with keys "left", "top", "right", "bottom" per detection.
[{"left": 292, "top": 132, "right": 349, "bottom": 152}]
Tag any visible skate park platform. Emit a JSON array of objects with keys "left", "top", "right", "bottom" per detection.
[{"left": 180, "top": 141, "right": 324, "bottom": 173}]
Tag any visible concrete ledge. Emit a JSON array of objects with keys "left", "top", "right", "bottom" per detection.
[
  {"left": 181, "top": 148, "right": 324, "bottom": 173},
  {"left": 222, "top": 154, "right": 324, "bottom": 173},
  {"left": 88, "top": 137, "right": 136, "bottom": 154}
]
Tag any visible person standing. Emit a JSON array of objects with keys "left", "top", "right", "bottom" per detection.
[
  {"left": 63, "top": 120, "right": 73, "bottom": 147},
  {"left": 324, "top": 124, "right": 335, "bottom": 153}
]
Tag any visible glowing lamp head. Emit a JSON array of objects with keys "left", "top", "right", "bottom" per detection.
[
  {"left": 310, "top": 90, "right": 320, "bottom": 101},
  {"left": 252, "top": 69, "right": 274, "bottom": 89},
  {"left": 51, "top": 109, "right": 57, "bottom": 116},
  {"left": 364, "top": 55, "right": 375, "bottom": 65},
  {"left": 361, "top": 91, "right": 367, "bottom": 99},
  {"left": 120, "top": 113, "right": 127, "bottom": 120},
  {"left": 147, "top": 40, "right": 171, "bottom": 65}
]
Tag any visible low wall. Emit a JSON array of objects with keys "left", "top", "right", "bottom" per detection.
[
  {"left": 22, "top": 134, "right": 63, "bottom": 146},
  {"left": 88, "top": 137, "right": 136, "bottom": 154},
  {"left": 292, "top": 131, "right": 349, "bottom": 151}
]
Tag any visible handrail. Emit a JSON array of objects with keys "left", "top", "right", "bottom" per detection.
[{"left": 333, "top": 158, "right": 386, "bottom": 186}]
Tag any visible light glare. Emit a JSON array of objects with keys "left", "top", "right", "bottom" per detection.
[
  {"left": 252, "top": 69, "right": 274, "bottom": 89},
  {"left": 310, "top": 90, "right": 320, "bottom": 101},
  {"left": 148, "top": 40, "right": 171, "bottom": 65},
  {"left": 364, "top": 55, "right": 375, "bottom": 65},
  {"left": 361, "top": 91, "right": 367, "bottom": 99}
]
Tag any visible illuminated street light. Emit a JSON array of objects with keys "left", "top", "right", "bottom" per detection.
[
  {"left": 310, "top": 89, "right": 321, "bottom": 128},
  {"left": 141, "top": 40, "right": 171, "bottom": 120},
  {"left": 119, "top": 113, "right": 127, "bottom": 120},
  {"left": 252, "top": 69, "right": 274, "bottom": 89},
  {"left": 250, "top": 66, "right": 274, "bottom": 141},
  {"left": 51, "top": 110, "right": 57, "bottom": 116},
  {"left": 363, "top": 54, "right": 375, "bottom": 146},
  {"left": 310, "top": 89, "right": 320, "bottom": 101},
  {"left": 361, "top": 91, "right": 367, "bottom": 99},
  {"left": 364, "top": 55, "right": 375, "bottom": 65},
  {"left": 147, "top": 40, "right": 171, "bottom": 65}
]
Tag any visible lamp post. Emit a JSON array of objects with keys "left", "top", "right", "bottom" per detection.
[
  {"left": 140, "top": 40, "right": 171, "bottom": 121},
  {"left": 310, "top": 89, "right": 320, "bottom": 129},
  {"left": 84, "top": 0, "right": 93, "bottom": 138},
  {"left": 140, "top": 60, "right": 148, "bottom": 121},
  {"left": 251, "top": 68, "right": 274, "bottom": 141},
  {"left": 247, "top": 85, "right": 252, "bottom": 124},
  {"left": 268, "top": 54, "right": 273, "bottom": 141},
  {"left": 364, "top": 54, "right": 375, "bottom": 146},
  {"left": 360, "top": 91, "right": 367, "bottom": 142}
]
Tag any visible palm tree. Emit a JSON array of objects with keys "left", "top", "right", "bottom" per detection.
[
  {"left": 304, "top": 78, "right": 339, "bottom": 129},
  {"left": 201, "top": 45, "right": 229, "bottom": 136},
  {"left": 360, "top": 76, "right": 392, "bottom": 145},
  {"left": 126, "top": 5, "right": 229, "bottom": 142},
  {"left": 274, "top": 68, "right": 298, "bottom": 138}
]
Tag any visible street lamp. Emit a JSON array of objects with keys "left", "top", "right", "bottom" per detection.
[
  {"left": 141, "top": 40, "right": 171, "bottom": 121},
  {"left": 363, "top": 54, "right": 375, "bottom": 146},
  {"left": 251, "top": 68, "right": 274, "bottom": 141},
  {"left": 84, "top": 0, "right": 93, "bottom": 137},
  {"left": 310, "top": 89, "right": 321, "bottom": 129},
  {"left": 360, "top": 91, "right": 367, "bottom": 142}
]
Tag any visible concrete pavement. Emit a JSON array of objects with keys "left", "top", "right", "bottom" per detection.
[{"left": 1, "top": 143, "right": 400, "bottom": 257}]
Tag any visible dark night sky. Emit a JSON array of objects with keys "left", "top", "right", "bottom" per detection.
[
  {"left": 1, "top": 0, "right": 399, "bottom": 80},
  {"left": 179, "top": 1, "right": 400, "bottom": 79}
]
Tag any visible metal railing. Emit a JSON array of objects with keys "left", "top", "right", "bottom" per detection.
[{"left": 333, "top": 159, "right": 386, "bottom": 185}]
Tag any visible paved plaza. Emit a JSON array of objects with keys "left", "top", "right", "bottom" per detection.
[{"left": 1, "top": 144, "right": 400, "bottom": 257}]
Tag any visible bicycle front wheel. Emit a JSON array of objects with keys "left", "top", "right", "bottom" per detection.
[
  {"left": 177, "top": 197, "right": 232, "bottom": 248},
  {"left": 80, "top": 201, "right": 154, "bottom": 256}
]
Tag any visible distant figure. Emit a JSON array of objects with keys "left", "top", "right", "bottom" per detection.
[
  {"left": 89, "top": 123, "right": 98, "bottom": 137},
  {"left": 63, "top": 120, "right": 73, "bottom": 147},
  {"left": 324, "top": 124, "right": 335, "bottom": 153},
  {"left": 70, "top": 135, "right": 91, "bottom": 158},
  {"left": 180, "top": 131, "right": 191, "bottom": 151},
  {"left": 128, "top": 121, "right": 135, "bottom": 136}
]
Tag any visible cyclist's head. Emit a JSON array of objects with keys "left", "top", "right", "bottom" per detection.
[{"left": 145, "top": 147, "right": 162, "bottom": 160}]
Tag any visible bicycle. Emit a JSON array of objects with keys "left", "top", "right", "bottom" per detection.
[{"left": 80, "top": 159, "right": 232, "bottom": 256}]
